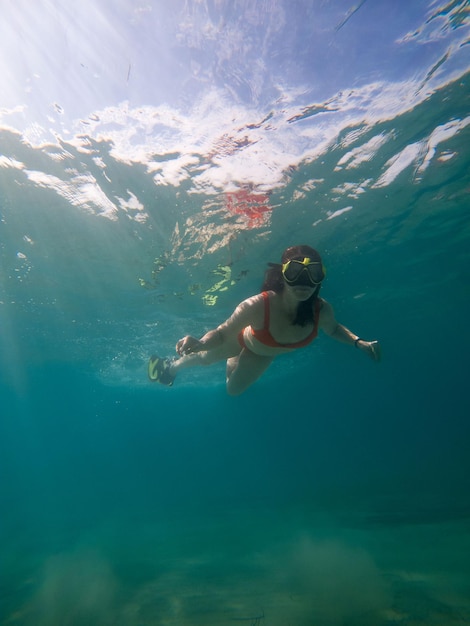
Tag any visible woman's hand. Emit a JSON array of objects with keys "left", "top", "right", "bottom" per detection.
[
  {"left": 358, "top": 339, "right": 381, "bottom": 362},
  {"left": 176, "top": 335, "right": 205, "bottom": 356}
]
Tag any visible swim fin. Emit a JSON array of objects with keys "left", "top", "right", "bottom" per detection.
[{"left": 148, "top": 356, "right": 175, "bottom": 386}]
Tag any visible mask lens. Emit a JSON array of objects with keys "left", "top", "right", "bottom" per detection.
[
  {"left": 283, "top": 261, "right": 304, "bottom": 282},
  {"left": 306, "top": 264, "right": 324, "bottom": 284}
]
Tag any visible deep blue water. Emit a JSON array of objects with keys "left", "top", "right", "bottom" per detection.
[{"left": 1, "top": 1, "right": 470, "bottom": 624}]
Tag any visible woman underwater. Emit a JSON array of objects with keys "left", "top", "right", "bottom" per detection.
[{"left": 148, "top": 245, "right": 381, "bottom": 395}]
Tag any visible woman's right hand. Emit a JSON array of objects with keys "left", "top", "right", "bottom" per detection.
[{"left": 176, "top": 335, "right": 205, "bottom": 356}]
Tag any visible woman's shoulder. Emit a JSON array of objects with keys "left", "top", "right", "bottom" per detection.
[
  {"left": 233, "top": 292, "right": 266, "bottom": 315},
  {"left": 244, "top": 291, "right": 270, "bottom": 305},
  {"left": 244, "top": 290, "right": 276, "bottom": 305},
  {"left": 263, "top": 289, "right": 277, "bottom": 298},
  {"left": 225, "top": 292, "right": 266, "bottom": 329}
]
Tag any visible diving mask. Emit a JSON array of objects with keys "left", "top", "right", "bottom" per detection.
[{"left": 282, "top": 257, "right": 325, "bottom": 286}]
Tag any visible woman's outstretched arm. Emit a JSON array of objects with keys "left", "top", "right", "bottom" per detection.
[{"left": 319, "top": 300, "right": 381, "bottom": 361}]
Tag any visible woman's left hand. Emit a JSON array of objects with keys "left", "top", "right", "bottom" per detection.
[{"left": 358, "top": 340, "right": 381, "bottom": 362}]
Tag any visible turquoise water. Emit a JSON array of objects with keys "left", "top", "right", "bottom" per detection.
[{"left": 1, "top": 2, "right": 470, "bottom": 624}]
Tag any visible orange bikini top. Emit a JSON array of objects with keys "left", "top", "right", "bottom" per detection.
[{"left": 250, "top": 291, "right": 320, "bottom": 348}]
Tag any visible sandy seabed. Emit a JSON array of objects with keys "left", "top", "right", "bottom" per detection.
[{"left": 3, "top": 506, "right": 470, "bottom": 626}]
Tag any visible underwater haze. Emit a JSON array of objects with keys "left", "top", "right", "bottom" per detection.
[{"left": 1, "top": 1, "right": 470, "bottom": 624}]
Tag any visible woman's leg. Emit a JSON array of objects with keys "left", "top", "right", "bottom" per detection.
[
  {"left": 170, "top": 341, "right": 239, "bottom": 375},
  {"left": 149, "top": 337, "right": 242, "bottom": 386},
  {"left": 226, "top": 349, "right": 273, "bottom": 396}
]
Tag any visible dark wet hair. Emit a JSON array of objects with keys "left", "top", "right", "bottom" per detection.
[{"left": 262, "top": 245, "right": 323, "bottom": 326}]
